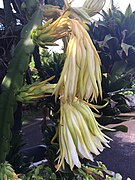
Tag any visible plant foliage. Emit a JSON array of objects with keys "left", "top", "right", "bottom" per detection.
[{"left": 88, "top": 6, "right": 135, "bottom": 115}]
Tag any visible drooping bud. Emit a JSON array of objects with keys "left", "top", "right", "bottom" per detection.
[
  {"left": 64, "top": 0, "right": 106, "bottom": 22},
  {"left": 31, "top": 11, "right": 71, "bottom": 47},
  {"left": 83, "top": 0, "right": 106, "bottom": 17}
]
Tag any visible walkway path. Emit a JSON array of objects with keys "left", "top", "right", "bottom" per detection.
[
  {"left": 22, "top": 114, "right": 135, "bottom": 179},
  {"left": 96, "top": 119, "right": 135, "bottom": 179}
]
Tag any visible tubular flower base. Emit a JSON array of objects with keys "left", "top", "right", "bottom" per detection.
[
  {"left": 54, "top": 19, "right": 102, "bottom": 102},
  {"left": 31, "top": 11, "right": 71, "bottom": 47},
  {"left": 56, "top": 99, "right": 111, "bottom": 171},
  {"left": 15, "top": 76, "right": 56, "bottom": 103}
]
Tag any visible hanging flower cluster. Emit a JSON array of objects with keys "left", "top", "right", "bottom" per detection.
[{"left": 31, "top": 0, "right": 110, "bottom": 171}]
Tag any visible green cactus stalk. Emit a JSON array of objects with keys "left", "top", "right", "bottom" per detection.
[{"left": 0, "top": 2, "right": 43, "bottom": 163}]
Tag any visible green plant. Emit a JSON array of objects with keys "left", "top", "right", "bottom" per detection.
[
  {"left": 41, "top": 51, "right": 65, "bottom": 84},
  {"left": 0, "top": 0, "right": 43, "bottom": 165},
  {"left": 20, "top": 165, "right": 57, "bottom": 180},
  {"left": 19, "top": 161, "right": 131, "bottom": 180},
  {"left": 0, "top": 161, "right": 20, "bottom": 179},
  {"left": 88, "top": 5, "right": 135, "bottom": 115},
  {"left": 6, "top": 131, "right": 28, "bottom": 174}
]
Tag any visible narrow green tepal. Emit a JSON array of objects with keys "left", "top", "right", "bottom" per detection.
[{"left": 0, "top": 7, "right": 43, "bottom": 163}]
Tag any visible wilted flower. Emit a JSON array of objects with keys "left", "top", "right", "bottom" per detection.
[
  {"left": 64, "top": 0, "right": 106, "bottom": 21},
  {"left": 56, "top": 99, "right": 111, "bottom": 171}
]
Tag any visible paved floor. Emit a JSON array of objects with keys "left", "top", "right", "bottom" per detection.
[
  {"left": 96, "top": 120, "right": 135, "bottom": 179},
  {"left": 22, "top": 115, "right": 135, "bottom": 179},
  {"left": 22, "top": 117, "right": 43, "bottom": 149}
]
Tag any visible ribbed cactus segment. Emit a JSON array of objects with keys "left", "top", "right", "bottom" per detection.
[{"left": 0, "top": 7, "right": 43, "bottom": 163}]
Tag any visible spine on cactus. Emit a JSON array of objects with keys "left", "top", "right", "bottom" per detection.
[{"left": 0, "top": 2, "right": 43, "bottom": 163}]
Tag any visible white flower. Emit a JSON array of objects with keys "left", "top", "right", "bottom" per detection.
[{"left": 64, "top": 0, "right": 106, "bottom": 20}]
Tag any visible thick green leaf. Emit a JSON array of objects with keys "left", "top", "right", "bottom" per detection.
[
  {"left": 121, "top": 42, "right": 135, "bottom": 56},
  {"left": 104, "top": 34, "right": 116, "bottom": 44},
  {"left": 122, "top": 13, "right": 135, "bottom": 34},
  {"left": 125, "top": 4, "right": 132, "bottom": 17},
  {"left": 108, "top": 60, "right": 135, "bottom": 92},
  {"left": 110, "top": 61, "right": 127, "bottom": 82},
  {"left": 112, "top": 125, "right": 128, "bottom": 132}
]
